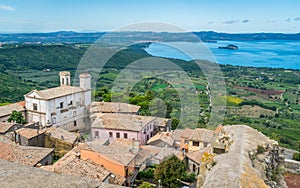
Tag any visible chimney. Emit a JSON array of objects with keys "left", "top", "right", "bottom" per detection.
[{"left": 131, "top": 140, "right": 140, "bottom": 153}]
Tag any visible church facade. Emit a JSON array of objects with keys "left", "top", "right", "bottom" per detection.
[{"left": 24, "top": 71, "right": 91, "bottom": 131}]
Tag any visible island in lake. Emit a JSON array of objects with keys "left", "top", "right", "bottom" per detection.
[{"left": 218, "top": 44, "right": 238, "bottom": 50}]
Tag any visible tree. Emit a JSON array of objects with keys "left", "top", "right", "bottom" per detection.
[
  {"left": 154, "top": 155, "right": 186, "bottom": 187},
  {"left": 7, "top": 110, "right": 26, "bottom": 124},
  {"left": 139, "top": 182, "right": 155, "bottom": 188},
  {"left": 171, "top": 118, "right": 179, "bottom": 130}
]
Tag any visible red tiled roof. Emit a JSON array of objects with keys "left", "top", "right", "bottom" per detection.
[
  {"left": 181, "top": 128, "right": 194, "bottom": 138},
  {"left": 17, "top": 101, "right": 26, "bottom": 108},
  {"left": 0, "top": 122, "right": 15, "bottom": 134}
]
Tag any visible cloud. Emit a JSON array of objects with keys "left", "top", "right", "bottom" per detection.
[
  {"left": 295, "top": 17, "right": 300, "bottom": 21},
  {"left": 286, "top": 18, "right": 291, "bottom": 22},
  {"left": 0, "top": 5, "right": 15, "bottom": 11},
  {"left": 208, "top": 21, "right": 214, "bottom": 25},
  {"left": 223, "top": 20, "right": 239, "bottom": 24},
  {"left": 242, "top": 19, "right": 250, "bottom": 23}
]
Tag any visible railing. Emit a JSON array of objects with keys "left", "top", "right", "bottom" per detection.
[{"left": 126, "top": 169, "right": 139, "bottom": 186}]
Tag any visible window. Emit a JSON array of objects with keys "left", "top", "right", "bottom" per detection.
[
  {"left": 52, "top": 117, "right": 56, "bottom": 124},
  {"left": 74, "top": 121, "right": 77, "bottom": 126},
  {"left": 193, "top": 164, "right": 197, "bottom": 173},
  {"left": 66, "top": 78, "right": 69, "bottom": 85},
  {"left": 193, "top": 141, "right": 199, "bottom": 147},
  {"left": 204, "top": 142, "right": 208, "bottom": 147},
  {"left": 69, "top": 100, "right": 73, "bottom": 105},
  {"left": 95, "top": 131, "right": 99, "bottom": 138},
  {"left": 109, "top": 132, "right": 113, "bottom": 138},
  {"left": 33, "top": 103, "right": 37, "bottom": 111},
  {"left": 60, "top": 102, "right": 64, "bottom": 108},
  {"left": 124, "top": 133, "right": 128, "bottom": 139},
  {"left": 61, "top": 78, "right": 64, "bottom": 85},
  {"left": 116, "top": 132, "right": 120, "bottom": 138},
  {"left": 184, "top": 139, "right": 189, "bottom": 144}
]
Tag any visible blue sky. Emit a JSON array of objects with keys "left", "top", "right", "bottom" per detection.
[{"left": 0, "top": 0, "right": 300, "bottom": 33}]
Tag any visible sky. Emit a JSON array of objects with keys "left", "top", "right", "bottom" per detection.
[{"left": 0, "top": 0, "right": 300, "bottom": 33}]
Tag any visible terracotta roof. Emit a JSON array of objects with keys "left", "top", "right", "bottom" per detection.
[
  {"left": 186, "top": 148, "right": 210, "bottom": 164},
  {"left": 0, "top": 159, "right": 123, "bottom": 188},
  {"left": 111, "top": 138, "right": 139, "bottom": 149},
  {"left": 147, "top": 132, "right": 174, "bottom": 146},
  {"left": 41, "top": 144, "right": 112, "bottom": 183},
  {"left": 171, "top": 129, "right": 184, "bottom": 142},
  {"left": 181, "top": 128, "right": 194, "bottom": 138},
  {"left": 135, "top": 145, "right": 161, "bottom": 166},
  {"left": 86, "top": 139, "right": 137, "bottom": 166},
  {"left": 189, "top": 128, "right": 216, "bottom": 143},
  {"left": 138, "top": 145, "right": 179, "bottom": 163},
  {"left": 90, "top": 102, "right": 140, "bottom": 114},
  {"left": 0, "top": 101, "right": 26, "bottom": 117},
  {"left": 86, "top": 139, "right": 110, "bottom": 148},
  {"left": 25, "top": 86, "right": 83, "bottom": 100},
  {"left": 0, "top": 142, "right": 16, "bottom": 162},
  {"left": 16, "top": 128, "right": 45, "bottom": 139},
  {"left": 0, "top": 122, "right": 15, "bottom": 134},
  {"left": 155, "top": 117, "right": 171, "bottom": 127},
  {"left": 92, "top": 113, "right": 156, "bottom": 132},
  {"left": 0, "top": 142, "right": 53, "bottom": 166},
  {"left": 155, "top": 148, "right": 179, "bottom": 161},
  {"left": 45, "top": 127, "right": 78, "bottom": 144},
  {"left": 139, "top": 145, "right": 161, "bottom": 154}
]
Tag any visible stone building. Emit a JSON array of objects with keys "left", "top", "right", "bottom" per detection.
[
  {"left": 0, "top": 122, "right": 23, "bottom": 135},
  {"left": 147, "top": 132, "right": 175, "bottom": 148},
  {"left": 91, "top": 113, "right": 156, "bottom": 145},
  {"left": 24, "top": 71, "right": 91, "bottom": 131},
  {"left": 15, "top": 128, "right": 45, "bottom": 147},
  {"left": 0, "top": 142, "right": 53, "bottom": 166}
]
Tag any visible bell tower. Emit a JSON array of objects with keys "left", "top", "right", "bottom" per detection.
[
  {"left": 59, "top": 71, "right": 71, "bottom": 86},
  {"left": 79, "top": 73, "right": 91, "bottom": 91},
  {"left": 79, "top": 73, "right": 91, "bottom": 106}
]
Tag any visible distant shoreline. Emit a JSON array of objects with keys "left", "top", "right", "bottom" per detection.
[{"left": 0, "top": 31, "right": 300, "bottom": 44}]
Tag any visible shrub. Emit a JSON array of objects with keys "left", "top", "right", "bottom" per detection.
[
  {"left": 292, "top": 153, "right": 300, "bottom": 161},
  {"left": 257, "top": 145, "right": 265, "bottom": 154}
]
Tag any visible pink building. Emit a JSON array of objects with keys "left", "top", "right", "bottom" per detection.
[{"left": 91, "top": 113, "right": 156, "bottom": 145}]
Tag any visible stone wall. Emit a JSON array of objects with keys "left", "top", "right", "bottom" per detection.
[
  {"left": 284, "top": 159, "right": 300, "bottom": 174},
  {"left": 44, "top": 135, "right": 73, "bottom": 157}
]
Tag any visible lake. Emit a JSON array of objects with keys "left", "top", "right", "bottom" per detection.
[{"left": 145, "top": 41, "right": 300, "bottom": 70}]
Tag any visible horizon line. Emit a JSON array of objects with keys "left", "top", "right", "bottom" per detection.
[{"left": 0, "top": 30, "right": 300, "bottom": 35}]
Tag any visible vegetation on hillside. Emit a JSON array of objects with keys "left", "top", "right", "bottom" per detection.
[{"left": 0, "top": 43, "right": 299, "bottom": 150}]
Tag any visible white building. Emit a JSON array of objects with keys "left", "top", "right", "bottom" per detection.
[{"left": 24, "top": 71, "right": 91, "bottom": 131}]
